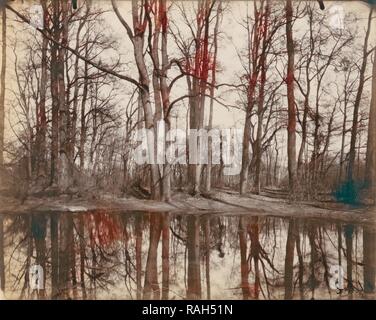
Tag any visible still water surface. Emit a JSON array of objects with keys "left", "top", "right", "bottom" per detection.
[{"left": 0, "top": 211, "right": 375, "bottom": 300}]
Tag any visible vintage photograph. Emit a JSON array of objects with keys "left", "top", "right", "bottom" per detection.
[{"left": 0, "top": 0, "right": 375, "bottom": 301}]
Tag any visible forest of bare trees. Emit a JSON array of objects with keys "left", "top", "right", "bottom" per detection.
[
  {"left": 0, "top": 0, "right": 375, "bottom": 301},
  {"left": 0, "top": 0, "right": 375, "bottom": 204}
]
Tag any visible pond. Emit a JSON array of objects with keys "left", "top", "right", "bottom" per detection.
[{"left": 0, "top": 211, "right": 375, "bottom": 300}]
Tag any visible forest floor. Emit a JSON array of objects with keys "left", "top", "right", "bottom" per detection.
[{"left": 0, "top": 187, "right": 375, "bottom": 225}]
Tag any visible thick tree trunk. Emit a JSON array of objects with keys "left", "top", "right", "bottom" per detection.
[
  {"left": 32, "top": 214, "right": 47, "bottom": 299},
  {"left": 284, "top": 219, "right": 296, "bottom": 299},
  {"left": 132, "top": 1, "right": 161, "bottom": 200},
  {"left": 240, "top": 3, "right": 262, "bottom": 195},
  {"left": 363, "top": 225, "right": 376, "bottom": 293},
  {"left": 187, "top": 215, "right": 201, "bottom": 299},
  {"left": 143, "top": 214, "right": 162, "bottom": 299},
  {"left": 59, "top": 213, "right": 71, "bottom": 299},
  {"left": 239, "top": 217, "right": 250, "bottom": 299},
  {"left": 285, "top": 0, "right": 297, "bottom": 193},
  {"left": 248, "top": 219, "right": 260, "bottom": 299}
]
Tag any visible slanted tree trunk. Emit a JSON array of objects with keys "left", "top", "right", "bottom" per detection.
[
  {"left": 111, "top": 0, "right": 162, "bottom": 200},
  {"left": 254, "top": 2, "right": 269, "bottom": 194}
]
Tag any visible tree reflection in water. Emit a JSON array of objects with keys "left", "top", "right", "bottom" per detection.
[{"left": 0, "top": 211, "right": 375, "bottom": 300}]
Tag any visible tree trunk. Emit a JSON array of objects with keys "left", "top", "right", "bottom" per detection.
[
  {"left": 284, "top": 219, "right": 296, "bottom": 299},
  {"left": 254, "top": 2, "right": 269, "bottom": 195},
  {"left": 239, "top": 217, "right": 250, "bottom": 300},
  {"left": 35, "top": 0, "right": 48, "bottom": 182},
  {"left": 50, "top": 214, "right": 59, "bottom": 299},
  {"left": 135, "top": 215, "right": 143, "bottom": 299},
  {"left": 0, "top": 215, "right": 4, "bottom": 293},
  {"left": 50, "top": 1, "right": 60, "bottom": 186},
  {"left": 240, "top": 3, "right": 262, "bottom": 195},
  {"left": 285, "top": 0, "right": 297, "bottom": 193},
  {"left": 345, "top": 225, "right": 354, "bottom": 294},
  {"left": 59, "top": 213, "right": 71, "bottom": 299},
  {"left": 159, "top": 0, "right": 172, "bottom": 202},
  {"left": 57, "top": 1, "right": 70, "bottom": 191},
  {"left": 348, "top": 9, "right": 372, "bottom": 182},
  {"left": 161, "top": 213, "right": 170, "bottom": 299},
  {"left": 78, "top": 215, "right": 87, "bottom": 299},
  {"left": 32, "top": 214, "right": 47, "bottom": 299},
  {"left": 79, "top": 35, "right": 89, "bottom": 171},
  {"left": 187, "top": 215, "right": 201, "bottom": 299},
  {"left": 363, "top": 225, "right": 376, "bottom": 293},
  {"left": 204, "top": 0, "right": 221, "bottom": 194},
  {"left": 143, "top": 214, "right": 162, "bottom": 299},
  {"left": 204, "top": 216, "right": 211, "bottom": 299},
  {"left": 0, "top": 6, "right": 6, "bottom": 169},
  {"left": 365, "top": 46, "right": 376, "bottom": 201}
]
